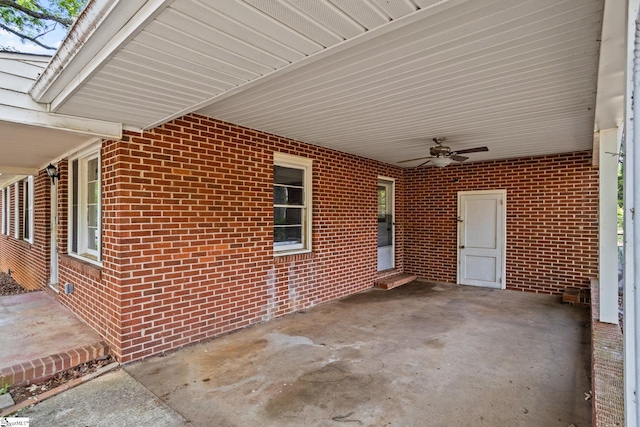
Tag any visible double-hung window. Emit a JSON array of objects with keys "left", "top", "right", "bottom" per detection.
[
  {"left": 69, "top": 149, "right": 101, "bottom": 262},
  {"left": 13, "top": 183, "right": 18, "bottom": 239},
  {"left": 5, "top": 187, "right": 10, "bottom": 236},
  {"left": 1, "top": 188, "right": 8, "bottom": 235},
  {"left": 23, "top": 176, "right": 34, "bottom": 243},
  {"left": 273, "top": 153, "right": 312, "bottom": 254}
]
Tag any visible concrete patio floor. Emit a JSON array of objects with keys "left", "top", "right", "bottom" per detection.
[{"left": 118, "top": 281, "right": 591, "bottom": 427}]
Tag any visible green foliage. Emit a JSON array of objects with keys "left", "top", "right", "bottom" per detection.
[
  {"left": 0, "top": 383, "right": 8, "bottom": 395},
  {"left": 618, "top": 161, "right": 623, "bottom": 208},
  {"left": 0, "top": 0, "right": 87, "bottom": 50},
  {"left": 617, "top": 156, "right": 624, "bottom": 230}
]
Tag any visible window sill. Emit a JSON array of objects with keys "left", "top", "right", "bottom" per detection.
[
  {"left": 274, "top": 250, "right": 314, "bottom": 263},
  {"left": 60, "top": 254, "right": 102, "bottom": 281},
  {"left": 274, "top": 248, "right": 311, "bottom": 257},
  {"left": 0, "top": 236, "right": 33, "bottom": 249},
  {"left": 14, "top": 239, "right": 32, "bottom": 249},
  {"left": 66, "top": 252, "right": 101, "bottom": 266}
]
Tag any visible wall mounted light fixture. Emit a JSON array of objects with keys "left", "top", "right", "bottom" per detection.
[{"left": 45, "top": 163, "right": 60, "bottom": 184}]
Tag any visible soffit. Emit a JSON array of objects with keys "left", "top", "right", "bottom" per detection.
[
  {"left": 53, "top": 0, "right": 607, "bottom": 165},
  {"left": 0, "top": 121, "right": 91, "bottom": 187},
  {"left": 0, "top": 52, "right": 118, "bottom": 187}
]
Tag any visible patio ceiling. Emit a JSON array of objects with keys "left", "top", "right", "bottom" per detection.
[{"left": 5, "top": 0, "right": 625, "bottom": 172}]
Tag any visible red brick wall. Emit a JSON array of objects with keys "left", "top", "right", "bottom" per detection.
[
  {"left": 0, "top": 118, "right": 598, "bottom": 363},
  {"left": 0, "top": 171, "right": 50, "bottom": 290},
  {"left": 55, "top": 157, "right": 120, "bottom": 357},
  {"left": 102, "top": 115, "right": 404, "bottom": 362},
  {"left": 404, "top": 151, "right": 599, "bottom": 294},
  {"left": 0, "top": 164, "right": 122, "bottom": 356}
]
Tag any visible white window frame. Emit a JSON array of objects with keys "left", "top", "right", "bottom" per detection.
[
  {"left": 4, "top": 187, "right": 10, "bottom": 236},
  {"left": 13, "top": 182, "right": 18, "bottom": 239},
  {"left": 68, "top": 147, "right": 102, "bottom": 265},
  {"left": 23, "top": 176, "right": 34, "bottom": 244},
  {"left": 1, "top": 188, "right": 5, "bottom": 235},
  {"left": 273, "top": 152, "right": 312, "bottom": 255}
]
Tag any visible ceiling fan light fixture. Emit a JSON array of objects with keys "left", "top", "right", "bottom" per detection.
[{"left": 430, "top": 157, "right": 453, "bottom": 168}]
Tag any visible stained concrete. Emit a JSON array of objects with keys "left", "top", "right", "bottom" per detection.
[
  {"left": 18, "top": 369, "right": 186, "bottom": 427},
  {"left": 0, "top": 292, "right": 103, "bottom": 367},
  {"left": 123, "top": 281, "right": 591, "bottom": 427}
]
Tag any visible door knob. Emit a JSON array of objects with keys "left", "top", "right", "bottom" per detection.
[{"left": 460, "top": 246, "right": 465, "bottom": 249}]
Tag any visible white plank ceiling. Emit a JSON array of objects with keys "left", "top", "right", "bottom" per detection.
[{"left": 53, "top": 0, "right": 606, "bottom": 166}]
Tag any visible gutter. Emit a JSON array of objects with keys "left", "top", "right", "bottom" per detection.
[{"left": 30, "top": 0, "right": 121, "bottom": 104}]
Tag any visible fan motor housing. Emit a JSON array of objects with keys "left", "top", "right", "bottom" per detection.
[{"left": 430, "top": 145, "right": 451, "bottom": 157}]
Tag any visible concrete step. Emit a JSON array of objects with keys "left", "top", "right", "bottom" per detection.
[{"left": 375, "top": 273, "right": 417, "bottom": 290}]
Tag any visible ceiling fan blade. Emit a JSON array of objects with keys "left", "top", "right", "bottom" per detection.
[
  {"left": 416, "top": 160, "right": 431, "bottom": 167},
  {"left": 398, "top": 156, "right": 431, "bottom": 164},
  {"left": 451, "top": 155, "right": 469, "bottom": 162},
  {"left": 452, "top": 146, "right": 489, "bottom": 155}
]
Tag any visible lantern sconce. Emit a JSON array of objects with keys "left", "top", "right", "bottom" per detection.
[{"left": 45, "top": 163, "right": 60, "bottom": 184}]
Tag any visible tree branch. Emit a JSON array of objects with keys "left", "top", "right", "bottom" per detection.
[
  {"left": 0, "top": 21, "right": 55, "bottom": 49},
  {"left": 0, "top": 0, "right": 74, "bottom": 27}
]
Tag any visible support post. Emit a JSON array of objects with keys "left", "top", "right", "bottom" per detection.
[
  {"left": 624, "top": 1, "right": 640, "bottom": 424},
  {"left": 599, "top": 128, "right": 621, "bottom": 324}
]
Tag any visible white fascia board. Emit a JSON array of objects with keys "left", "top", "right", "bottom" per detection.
[
  {"left": 0, "top": 106, "right": 122, "bottom": 140},
  {"left": 31, "top": 0, "right": 175, "bottom": 109},
  {"left": 594, "top": 0, "right": 627, "bottom": 131}
]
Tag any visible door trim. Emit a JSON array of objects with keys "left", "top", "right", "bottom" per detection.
[
  {"left": 50, "top": 181, "right": 59, "bottom": 292},
  {"left": 457, "top": 189, "right": 507, "bottom": 289},
  {"left": 377, "top": 177, "right": 395, "bottom": 272}
]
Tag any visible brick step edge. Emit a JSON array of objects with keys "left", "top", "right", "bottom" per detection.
[
  {"left": 0, "top": 341, "right": 109, "bottom": 387},
  {"left": 0, "top": 362, "right": 120, "bottom": 417},
  {"left": 562, "top": 287, "right": 591, "bottom": 307},
  {"left": 375, "top": 274, "right": 417, "bottom": 290}
]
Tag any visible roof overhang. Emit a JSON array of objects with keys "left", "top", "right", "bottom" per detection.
[
  {"left": 593, "top": 0, "right": 627, "bottom": 132},
  {"left": 5, "top": 0, "right": 630, "bottom": 170},
  {"left": 0, "top": 51, "right": 121, "bottom": 187}
]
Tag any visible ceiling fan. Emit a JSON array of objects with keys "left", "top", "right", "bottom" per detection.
[{"left": 398, "top": 138, "right": 489, "bottom": 168}]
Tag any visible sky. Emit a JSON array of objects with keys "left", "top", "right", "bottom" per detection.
[
  {"left": 0, "top": 1, "right": 72, "bottom": 55},
  {"left": 0, "top": 27, "right": 64, "bottom": 54}
]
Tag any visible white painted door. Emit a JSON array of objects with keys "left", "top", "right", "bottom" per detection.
[
  {"left": 457, "top": 190, "right": 506, "bottom": 289},
  {"left": 377, "top": 179, "right": 394, "bottom": 271},
  {"left": 50, "top": 182, "right": 59, "bottom": 291}
]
